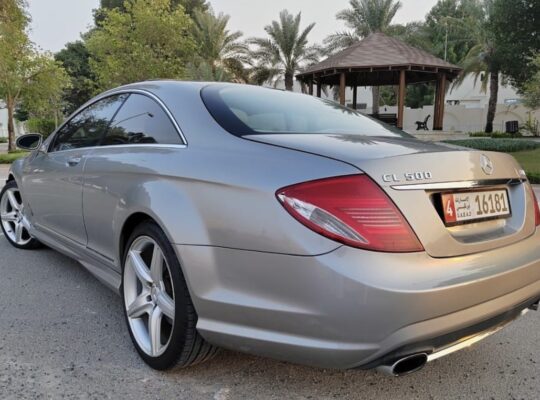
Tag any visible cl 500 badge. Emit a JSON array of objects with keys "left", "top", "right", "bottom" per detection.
[{"left": 382, "top": 172, "right": 433, "bottom": 183}]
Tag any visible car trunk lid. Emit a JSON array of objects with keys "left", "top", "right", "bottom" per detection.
[{"left": 248, "top": 134, "right": 535, "bottom": 257}]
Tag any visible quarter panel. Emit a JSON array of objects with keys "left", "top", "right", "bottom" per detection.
[{"left": 82, "top": 141, "right": 357, "bottom": 269}]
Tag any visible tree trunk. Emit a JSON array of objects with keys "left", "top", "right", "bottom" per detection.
[
  {"left": 485, "top": 71, "right": 499, "bottom": 133},
  {"left": 372, "top": 86, "right": 380, "bottom": 115},
  {"left": 284, "top": 71, "right": 294, "bottom": 91},
  {"left": 6, "top": 97, "right": 16, "bottom": 153}
]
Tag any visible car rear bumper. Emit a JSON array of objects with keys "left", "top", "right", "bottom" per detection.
[{"left": 175, "top": 229, "right": 540, "bottom": 369}]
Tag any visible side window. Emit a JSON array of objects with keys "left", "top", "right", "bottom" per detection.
[
  {"left": 102, "top": 94, "right": 182, "bottom": 146},
  {"left": 50, "top": 95, "right": 127, "bottom": 152}
]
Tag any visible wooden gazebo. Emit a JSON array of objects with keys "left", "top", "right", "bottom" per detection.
[{"left": 296, "top": 32, "right": 462, "bottom": 130}]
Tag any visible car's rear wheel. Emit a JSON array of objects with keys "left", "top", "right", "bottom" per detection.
[
  {"left": 0, "top": 180, "right": 41, "bottom": 249},
  {"left": 122, "top": 220, "right": 218, "bottom": 370}
]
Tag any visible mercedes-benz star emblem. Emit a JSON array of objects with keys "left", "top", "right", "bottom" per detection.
[{"left": 480, "top": 154, "right": 494, "bottom": 175}]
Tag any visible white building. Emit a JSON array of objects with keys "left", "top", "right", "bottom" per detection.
[{"left": 0, "top": 101, "right": 26, "bottom": 138}]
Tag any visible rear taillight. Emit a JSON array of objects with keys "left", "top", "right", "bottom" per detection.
[
  {"left": 529, "top": 185, "right": 540, "bottom": 226},
  {"left": 277, "top": 175, "right": 424, "bottom": 252}
]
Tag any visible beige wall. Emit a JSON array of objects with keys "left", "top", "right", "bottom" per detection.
[{"left": 378, "top": 104, "right": 540, "bottom": 133}]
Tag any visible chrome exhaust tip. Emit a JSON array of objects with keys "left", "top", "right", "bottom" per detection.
[{"left": 376, "top": 353, "right": 428, "bottom": 377}]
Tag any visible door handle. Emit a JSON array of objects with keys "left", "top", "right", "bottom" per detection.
[{"left": 66, "top": 156, "right": 82, "bottom": 167}]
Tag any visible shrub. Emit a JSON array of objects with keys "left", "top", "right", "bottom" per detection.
[
  {"left": 26, "top": 118, "right": 57, "bottom": 138},
  {"left": 468, "top": 131, "right": 522, "bottom": 138},
  {"left": 0, "top": 151, "right": 28, "bottom": 164},
  {"left": 444, "top": 139, "right": 540, "bottom": 152},
  {"left": 526, "top": 172, "right": 540, "bottom": 184},
  {"left": 0, "top": 137, "right": 7, "bottom": 143}
]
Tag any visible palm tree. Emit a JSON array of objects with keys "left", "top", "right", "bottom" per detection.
[
  {"left": 455, "top": 1, "right": 501, "bottom": 133},
  {"left": 324, "top": 0, "right": 402, "bottom": 114},
  {"left": 248, "top": 10, "right": 320, "bottom": 91},
  {"left": 189, "top": 9, "right": 249, "bottom": 82}
]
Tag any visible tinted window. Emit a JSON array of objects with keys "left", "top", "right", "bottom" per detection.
[
  {"left": 50, "top": 95, "right": 127, "bottom": 152},
  {"left": 102, "top": 94, "right": 182, "bottom": 146},
  {"left": 201, "top": 85, "right": 409, "bottom": 138}
]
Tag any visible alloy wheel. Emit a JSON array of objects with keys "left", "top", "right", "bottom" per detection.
[
  {"left": 0, "top": 187, "right": 32, "bottom": 246},
  {"left": 123, "top": 236, "right": 176, "bottom": 357}
]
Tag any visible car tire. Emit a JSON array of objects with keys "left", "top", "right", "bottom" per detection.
[
  {"left": 0, "top": 180, "right": 42, "bottom": 250},
  {"left": 121, "top": 220, "right": 218, "bottom": 370}
]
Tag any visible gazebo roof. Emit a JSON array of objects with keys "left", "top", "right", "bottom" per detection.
[{"left": 297, "top": 32, "right": 461, "bottom": 85}]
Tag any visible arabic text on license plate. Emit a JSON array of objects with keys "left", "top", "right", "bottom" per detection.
[{"left": 441, "top": 190, "right": 510, "bottom": 224}]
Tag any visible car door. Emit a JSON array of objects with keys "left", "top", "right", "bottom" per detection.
[
  {"left": 22, "top": 95, "right": 128, "bottom": 245},
  {"left": 82, "top": 92, "right": 185, "bottom": 266}
]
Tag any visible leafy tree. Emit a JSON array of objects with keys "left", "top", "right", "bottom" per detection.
[
  {"left": 406, "top": 84, "right": 435, "bottom": 109},
  {"left": 55, "top": 41, "right": 97, "bottom": 115},
  {"left": 324, "top": 0, "right": 402, "bottom": 114},
  {"left": 490, "top": 0, "right": 540, "bottom": 92},
  {"left": 95, "top": 0, "right": 208, "bottom": 21},
  {"left": 189, "top": 9, "right": 248, "bottom": 82},
  {"left": 0, "top": 0, "right": 69, "bottom": 151},
  {"left": 248, "top": 10, "right": 319, "bottom": 91},
  {"left": 388, "top": 22, "right": 432, "bottom": 52},
  {"left": 25, "top": 117, "right": 57, "bottom": 138},
  {"left": 86, "top": 0, "right": 197, "bottom": 91},
  {"left": 424, "top": 0, "right": 484, "bottom": 64},
  {"left": 180, "top": 0, "right": 209, "bottom": 16},
  {"left": 456, "top": 0, "right": 503, "bottom": 133},
  {"left": 523, "top": 54, "right": 540, "bottom": 109}
]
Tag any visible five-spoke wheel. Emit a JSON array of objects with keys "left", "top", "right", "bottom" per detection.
[
  {"left": 124, "top": 236, "right": 176, "bottom": 357},
  {"left": 0, "top": 180, "right": 41, "bottom": 249},
  {"left": 122, "top": 221, "right": 218, "bottom": 370}
]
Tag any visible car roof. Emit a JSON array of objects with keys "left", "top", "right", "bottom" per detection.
[{"left": 102, "top": 80, "right": 247, "bottom": 96}]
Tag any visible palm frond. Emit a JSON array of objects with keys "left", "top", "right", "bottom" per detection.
[
  {"left": 247, "top": 10, "right": 318, "bottom": 88},
  {"left": 323, "top": 31, "right": 359, "bottom": 54},
  {"left": 190, "top": 8, "right": 247, "bottom": 82}
]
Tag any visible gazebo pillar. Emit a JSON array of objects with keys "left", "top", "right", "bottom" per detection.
[
  {"left": 433, "top": 72, "right": 447, "bottom": 131},
  {"left": 397, "top": 70, "right": 406, "bottom": 129},
  {"left": 308, "top": 79, "right": 314, "bottom": 96},
  {"left": 339, "top": 73, "right": 346, "bottom": 105},
  {"left": 316, "top": 81, "right": 322, "bottom": 98},
  {"left": 353, "top": 86, "right": 358, "bottom": 110}
]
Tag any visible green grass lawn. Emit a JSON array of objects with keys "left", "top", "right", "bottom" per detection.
[
  {"left": 511, "top": 149, "right": 540, "bottom": 183},
  {"left": 444, "top": 139, "right": 540, "bottom": 184},
  {"left": 0, "top": 151, "right": 28, "bottom": 164}
]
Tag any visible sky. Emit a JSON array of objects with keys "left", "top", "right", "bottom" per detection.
[{"left": 27, "top": 0, "right": 439, "bottom": 53}]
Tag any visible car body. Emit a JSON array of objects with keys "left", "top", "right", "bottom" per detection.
[{"left": 2, "top": 81, "right": 540, "bottom": 375}]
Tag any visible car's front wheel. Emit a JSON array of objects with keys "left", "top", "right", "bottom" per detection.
[
  {"left": 122, "top": 220, "right": 218, "bottom": 370},
  {"left": 0, "top": 180, "right": 41, "bottom": 249}
]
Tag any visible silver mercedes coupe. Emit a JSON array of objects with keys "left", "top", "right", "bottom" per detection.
[{"left": 2, "top": 81, "right": 540, "bottom": 376}]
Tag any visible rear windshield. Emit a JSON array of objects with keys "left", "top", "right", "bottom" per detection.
[{"left": 201, "top": 84, "right": 409, "bottom": 138}]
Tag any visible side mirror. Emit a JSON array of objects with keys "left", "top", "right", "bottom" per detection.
[{"left": 16, "top": 133, "right": 43, "bottom": 151}]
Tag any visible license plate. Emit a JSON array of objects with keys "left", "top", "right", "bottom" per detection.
[{"left": 441, "top": 189, "right": 511, "bottom": 225}]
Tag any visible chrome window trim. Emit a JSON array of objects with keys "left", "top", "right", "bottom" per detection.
[
  {"left": 44, "top": 143, "right": 187, "bottom": 155},
  {"left": 91, "top": 143, "right": 187, "bottom": 151},
  {"left": 46, "top": 88, "right": 188, "bottom": 154},
  {"left": 391, "top": 178, "right": 526, "bottom": 191}
]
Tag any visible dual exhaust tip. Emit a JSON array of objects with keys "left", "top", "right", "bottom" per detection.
[{"left": 377, "top": 353, "right": 429, "bottom": 377}]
